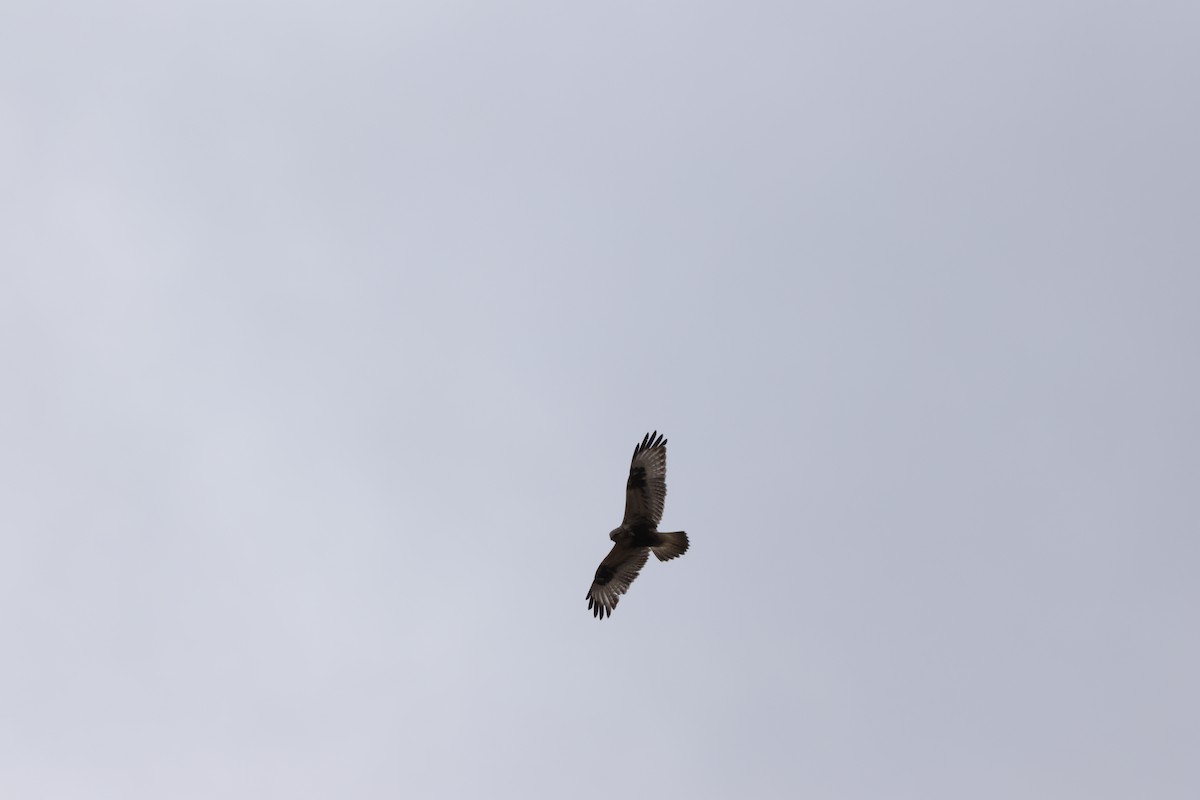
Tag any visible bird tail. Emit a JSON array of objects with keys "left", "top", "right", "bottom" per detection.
[{"left": 652, "top": 531, "right": 689, "bottom": 562}]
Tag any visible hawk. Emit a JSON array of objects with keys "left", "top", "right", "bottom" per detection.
[{"left": 587, "top": 431, "right": 689, "bottom": 619}]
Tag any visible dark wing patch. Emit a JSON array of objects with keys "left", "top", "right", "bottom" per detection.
[
  {"left": 586, "top": 543, "right": 650, "bottom": 619},
  {"left": 622, "top": 431, "right": 668, "bottom": 528},
  {"left": 627, "top": 465, "right": 647, "bottom": 492}
]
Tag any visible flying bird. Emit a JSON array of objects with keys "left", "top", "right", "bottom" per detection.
[{"left": 587, "top": 431, "right": 689, "bottom": 619}]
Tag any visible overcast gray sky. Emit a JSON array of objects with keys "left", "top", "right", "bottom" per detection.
[{"left": 2, "top": 1, "right": 1198, "bottom": 798}]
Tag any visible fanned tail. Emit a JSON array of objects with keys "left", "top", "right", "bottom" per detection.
[{"left": 651, "top": 531, "right": 689, "bottom": 562}]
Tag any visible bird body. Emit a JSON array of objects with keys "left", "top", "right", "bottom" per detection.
[{"left": 586, "top": 432, "right": 689, "bottom": 619}]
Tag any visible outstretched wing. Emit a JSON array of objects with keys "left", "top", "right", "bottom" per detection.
[
  {"left": 586, "top": 542, "right": 650, "bottom": 619},
  {"left": 622, "top": 431, "right": 668, "bottom": 528}
]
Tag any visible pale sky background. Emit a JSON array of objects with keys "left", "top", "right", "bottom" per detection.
[{"left": 2, "top": 2, "right": 1198, "bottom": 798}]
